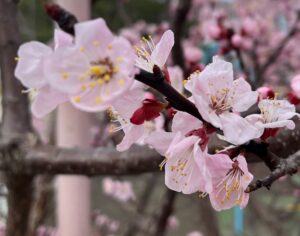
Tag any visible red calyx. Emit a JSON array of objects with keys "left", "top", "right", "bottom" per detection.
[
  {"left": 44, "top": 3, "right": 61, "bottom": 20},
  {"left": 130, "top": 99, "right": 165, "bottom": 125},
  {"left": 288, "top": 92, "right": 300, "bottom": 105},
  {"left": 186, "top": 128, "right": 209, "bottom": 151},
  {"left": 260, "top": 128, "right": 279, "bottom": 141}
]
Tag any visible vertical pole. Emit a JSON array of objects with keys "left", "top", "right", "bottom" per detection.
[
  {"left": 234, "top": 207, "right": 244, "bottom": 235},
  {"left": 55, "top": 1, "right": 92, "bottom": 236}
]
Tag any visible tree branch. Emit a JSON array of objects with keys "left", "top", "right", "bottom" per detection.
[
  {"left": 171, "top": 0, "right": 192, "bottom": 72},
  {"left": 260, "top": 11, "right": 300, "bottom": 75},
  {"left": 246, "top": 150, "right": 300, "bottom": 193},
  {"left": 0, "top": 145, "right": 163, "bottom": 176}
]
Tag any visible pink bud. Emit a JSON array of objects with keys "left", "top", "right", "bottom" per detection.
[
  {"left": 291, "top": 74, "right": 300, "bottom": 96},
  {"left": 231, "top": 34, "right": 243, "bottom": 48},
  {"left": 184, "top": 46, "right": 202, "bottom": 63},
  {"left": 257, "top": 86, "right": 275, "bottom": 100},
  {"left": 208, "top": 24, "right": 222, "bottom": 40}
]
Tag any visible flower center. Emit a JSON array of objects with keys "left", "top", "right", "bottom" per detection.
[
  {"left": 214, "top": 161, "right": 246, "bottom": 206},
  {"left": 210, "top": 88, "right": 232, "bottom": 114}
]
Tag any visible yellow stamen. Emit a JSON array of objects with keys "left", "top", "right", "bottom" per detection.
[
  {"left": 61, "top": 72, "right": 69, "bottom": 80},
  {"left": 73, "top": 96, "right": 81, "bottom": 103},
  {"left": 80, "top": 84, "right": 87, "bottom": 90},
  {"left": 107, "top": 44, "right": 112, "bottom": 49},
  {"left": 96, "top": 79, "right": 104, "bottom": 85},
  {"left": 93, "top": 41, "right": 100, "bottom": 47},
  {"left": 103, "top": 74, "right": 111, "bottom": 82},
  {"left": 79, "top": 76, "right": 86, "bottom": 82},
  {"left": 118, "top": 79, "right": 125, "bottom": 86},
  {"left": 95, "top": 97, "right": 102, "bottom": 104},
  {"left": 79, "top": 47, "right": 85, "bottom": 52},
  {"left": 89, "top": 82, "right": 96, "bottom": 88},
  {"left": 15, "top": 57, "right": 20, "bottom": 61},
  {"left": 89, "top": 66, "right": 104, "bottom": 76}
]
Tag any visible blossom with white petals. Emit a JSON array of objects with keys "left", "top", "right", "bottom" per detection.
[
  {"left": 206, "top": 154, "right": 253, "bottom": 211},
  {"left": 246, "top": 99, "right": 299, "bottom": 139},
  {"left": 45, "top": 18, "right": 135, "bottom": 112},
  {"left": 146, "top": 111, "right": 211, "bottom": 194},
  {"left": 135, "top": 30, "right": 174, "bottom": 73},
  {"left": 14, "top": 29, "right": 71, "bottom": 118},
  {"left": 110, "top": 82, "right": 164, "bottom": 151},
  {"left": 186, "top": 56, "right": 260, "bottom": 145}
]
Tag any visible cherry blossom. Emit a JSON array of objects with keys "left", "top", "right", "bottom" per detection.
[
  {"left": 206, "top": 154, "right": 253, "bottom": 211},
  {"left": 109, "top": 82, "right": 164, "bottom": 151},
  {"left": 146, "top": 112, "right": 211, "bottom": 194},
  {"left": 168, "top": 66, "right": 184, "bottom": 93},
  {"left": 186, "top": 56, "right": 260, "bottom": 145},
  {"left": 102, "top": 178, "right": 136, "bottom": 202},
  {"left": 45, "top": 18, "right": 135, "bottom": 112},
  {"left": 14, "top": 29, "right": 71, "bottom": 118},
  {"left": 135, "top": 30, "right": 174, "bottom": 73},
  {"left": 246, "top": 99, "right": 299, "bottom": 140}
]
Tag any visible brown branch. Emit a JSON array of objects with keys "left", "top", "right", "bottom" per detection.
[
  {"left": 246, "top": 150, "right": 300, "bottom": 193},
  {"left": 260, "top": 10, "right": 300, "bottom": 75},
  {"left": 0, "top": 1, "right": 36, "bottom": 236},
  {"left": 171, "top": 0, "right": 192, "bottom": 72},
  {"left": 0, "top": 145, "right": 163, "bottom": 176},
  {"left": 153, "top": 189, "right": 177, "bottom": 236}
]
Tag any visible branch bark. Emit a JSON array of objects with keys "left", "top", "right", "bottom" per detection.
[
  {"left": 171, "top": 0, "right": 192, "bottom": 72},
  {"left": 0, "top": 1, "right": 35, "bottom": 235}
]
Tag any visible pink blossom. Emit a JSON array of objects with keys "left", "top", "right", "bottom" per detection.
[
  {"left": 167, "top": 215, "right": 179, "bottom": 230},
  {"left": 257, "top": 86, "right": 275, "bottom": 100},
  {"left": 291, "top": 74, "right": 300, "bottom": 97},
  {"left": 207, "top": 154, "right": 253, "bottom": 211},
  {"left": 110, "top": 82, "right": 164, "bottom": 151},
  {"left": 102, "top": 178, "right": 136, "bottom": 202},
  {"left": 186, "top": 56, "right": 260, "bottom": 145},
  {"left": 231, "top": 34, "right": 243, "bottom": 48},
  {"left": 168, "top": 66, "right": 184, "bottom": 93},
  {"left": 184, "top": 45, "right": 202, "bottom": 63},
  {"left": 45, "top": 18, "right": 135, "bottom": 112},
  {"left": 14, "top": 29, "right": 70, "bottom": 118},
  {"left": 146, "top": 112, "right": 211, "bottom": 194},
  {"left": 246, "top": 99, "right": 299, "bottom": 139},
  {"left": 135, "top": 30, "right": 174, "bottom": 73},
  {"left": 186, "top": 231, "right": 203, "bottom": 236}
]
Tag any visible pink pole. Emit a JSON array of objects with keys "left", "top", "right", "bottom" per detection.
[{"left": 55, "top": 1, "right": 92, "bottom": 236}]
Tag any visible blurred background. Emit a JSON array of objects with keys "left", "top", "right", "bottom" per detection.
[{"left": 1, "top": 0, "right": 300, "bottom": 236}]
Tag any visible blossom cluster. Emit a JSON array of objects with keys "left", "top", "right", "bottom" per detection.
[{"left": 15, "top": 18, "right": 300, "bottom": 211}]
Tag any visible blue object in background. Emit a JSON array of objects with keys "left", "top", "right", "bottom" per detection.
[{"left": 234, "top": 206, "right": 244, "bottom": 235}]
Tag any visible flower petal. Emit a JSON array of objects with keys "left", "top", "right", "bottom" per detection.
[
  {"left": 15, "top": 42, "right": 52, "bottom": 89},
  {"left": 151, "top": 30, "right": 174, "bottom": 68},
  {"left": 220, "top": 112, "right": 261, "bottom": 145}
]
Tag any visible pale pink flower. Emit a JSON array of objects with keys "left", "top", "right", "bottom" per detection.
[
  {"left": 45, "top": 18, "right": 135, "bottom": 112},
  {"left": 167, "top": 215, "right": 179, "bottom": 230},
  {"left": 135, "top": 30, "right": 174, "bottom": 73},
  {"left": 186, "top": 56, "right": 260, "bottom": 145},
  {"left": 291, "top": 74, "right": 300, "bottom": 97},
  {"left": 257, "top": 86, "right": 275, "bottom": 100},
  {"left": 14, "top": 29, "right": 70, "bottom": 118},
  {"left": 102, "top": 177, "right": 115, "bottom": 195},
  {"left": 146, "top": 112, "right": 211, "bottom": 194},
  {"left": 184, "top": 45, "right": 202, "bottom": 63},
  {"left": 102, "top": 178, "right": 136, "bottom": 202},
  {"left": 207, "top": 154, "right": 253, "bottom": 211},
  {"left": 231, "top": 34, "right": 243, "bottom": 48},
  {"left": 186, "top": 231, "right": 203, "bottom": 236},
  {"left": 168, "top": 66, "right": 184, "bottom": 93},
  {"left": 110, "top": 82, "right": 164, "bottom": 151},
  {"left": 246, "top": 99, "right": 299, "bottom": 139}
]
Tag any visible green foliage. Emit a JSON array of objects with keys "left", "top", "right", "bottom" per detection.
[
  {"left": 19, "top": 0, "right": 53, "bottom": 42},
  {"left": 92, "top": 0, "right": 168, "bottom": 32}
]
